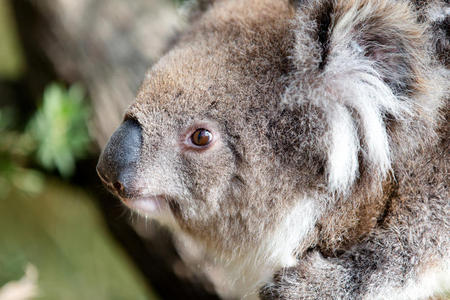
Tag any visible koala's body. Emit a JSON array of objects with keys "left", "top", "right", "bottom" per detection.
[{"left": 97, "top": 0, "right": 449, "bottom": 299}]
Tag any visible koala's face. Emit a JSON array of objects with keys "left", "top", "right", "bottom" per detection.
[
  {"left": 97, "top": 0, "right": 327, "bottom": 250},
  {"left": 97, "top": 0, "right": 430, "bottom": 255}
]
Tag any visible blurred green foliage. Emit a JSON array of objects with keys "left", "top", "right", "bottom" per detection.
[
  {"left": 0, "top": 83, "right": 92, "bottom": 199},
  {"left": 28, "top": 83, "right": 91, "bottom": 178},
  {"left": 0, "top": 107, "right": 44, "bottom": 198},
  {"left": 0, "top": 179, "right": 154, "bottom": 300},
  {"left": 0, "top": 88, "right": 154, "bottom": 298},
  {"left": 0, "top": 3, "right": 156, "bottom": 298}
]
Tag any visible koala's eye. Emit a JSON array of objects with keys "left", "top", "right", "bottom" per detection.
[{"left": 191, "top": 128, "right": 212, "bottom": 147}]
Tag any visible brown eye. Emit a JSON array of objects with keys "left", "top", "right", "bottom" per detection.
[{"left": 191, "top": 128, "right": 212, "bottom": 146}]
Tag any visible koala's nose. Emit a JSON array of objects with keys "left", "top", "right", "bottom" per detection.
[{"left": 96, "top": 119, "right": 142, "bottom": 198}]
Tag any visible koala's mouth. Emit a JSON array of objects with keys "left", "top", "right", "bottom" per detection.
[
  {"left": 121, "top": 195, "right": 171, "bottom": 216},
  {"left": 96, "top": 165, "right": 175, "bottom": 217},
  {"left": 96, "top": 167, "right": 166, "bottom": 215}
]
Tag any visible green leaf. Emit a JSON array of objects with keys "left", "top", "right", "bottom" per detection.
[{"left": 27, "top": 83, "right": 92, "bottom": 178}]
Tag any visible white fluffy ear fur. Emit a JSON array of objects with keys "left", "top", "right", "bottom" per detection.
[
  {"left": 323, "top": 43, "right": 412, "bottom": 194},
  {"left": 285, "top": 0, "right": 429, "bottom": 194}
]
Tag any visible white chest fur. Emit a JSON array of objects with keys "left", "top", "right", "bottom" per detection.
[{"left": 204, "top": 197, "right": 321, "bottom": 299}]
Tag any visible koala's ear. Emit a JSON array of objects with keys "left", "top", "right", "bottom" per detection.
[
  {"left": 288, "top": 0, "right": 427, "bottom": 193},
  {"left": 294, "top": 0, "right": 426, "bottom": 95}
]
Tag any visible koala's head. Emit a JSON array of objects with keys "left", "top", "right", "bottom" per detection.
[{"left": 97, "top": 0, "right": 438, "bottom": 255}]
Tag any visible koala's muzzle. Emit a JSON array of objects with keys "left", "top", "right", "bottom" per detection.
[{"left": 96, "top": 119, "right": 142, "bottom": 198}]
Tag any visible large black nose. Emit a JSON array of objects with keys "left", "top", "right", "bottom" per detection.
[{"left": 96, "top": 119, "right": 142, "bottom": 198}]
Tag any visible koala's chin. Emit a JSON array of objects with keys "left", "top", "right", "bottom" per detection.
[{"left": 98, "top": 0, "right": 449, "bottom": 298}]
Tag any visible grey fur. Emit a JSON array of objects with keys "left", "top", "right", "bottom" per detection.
[{"left": 99, "top": 0, "right": 449, "bottom": 298}]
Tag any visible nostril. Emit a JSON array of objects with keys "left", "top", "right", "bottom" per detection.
[{"left": 113, "top": 181, "right": 124, "bottom": 194}]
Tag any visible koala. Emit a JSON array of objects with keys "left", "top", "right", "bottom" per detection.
[{"left": 96, "top": 0, "right": 449, "bottom": 299}]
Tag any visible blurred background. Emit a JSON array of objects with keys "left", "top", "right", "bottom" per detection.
[{"left": 0, "top": 0, "right": 220, "bottom": 299}]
